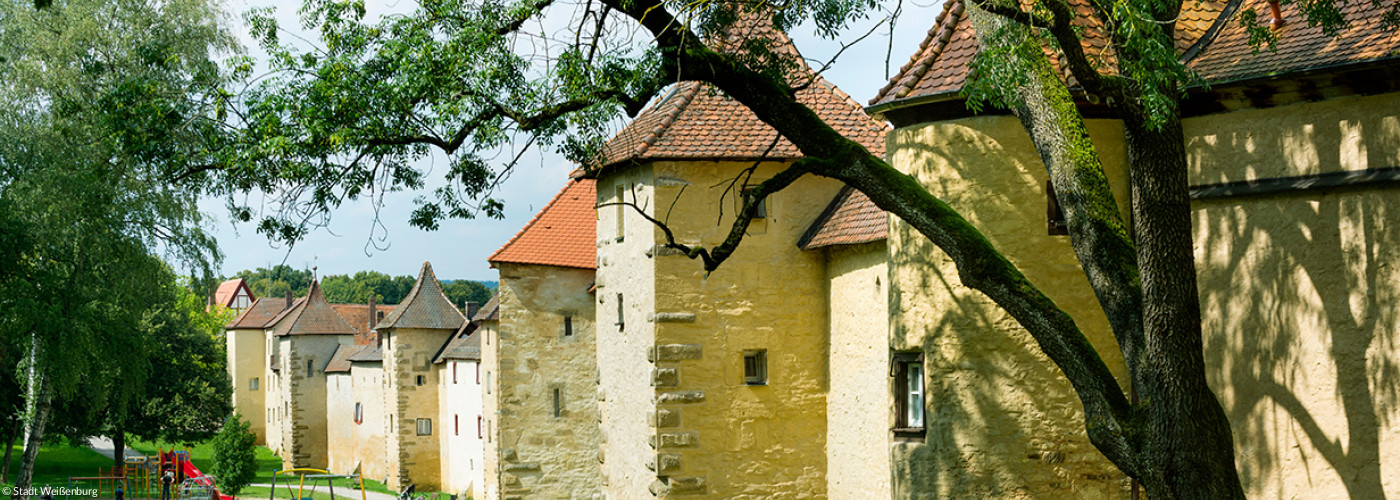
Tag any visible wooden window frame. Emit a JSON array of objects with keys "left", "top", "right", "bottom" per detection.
[
  {"left": 892, "top": 351, "right": 927, "bottom": 441},
  {"left": 742, "top": 350, "right": 768, "bottom": 386}
]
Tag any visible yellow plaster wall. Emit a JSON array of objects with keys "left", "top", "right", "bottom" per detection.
[
  {"left": 493, "top": 262, "right": 601, "bottom": 499},
  {"left": 646, "top": 160, "right": 838, "bottom": 498},
  {"left": 326, "top": 372, "right": 355, "bottom": 473},
  {"left": 350, "top": 363, "right": 388, "bottom": 482},
  {"left": 227, "top": 328, "right": 267, "bottom": 444},
  {"left": 886, "top": 116, "right": 1131, "bottom": 499},
  {"left": 1184, "top": 93, "right": 1400, "bottom": 499},
  {"left": 596, "top": 166, "right": 661, "bottom": 499},
  {"left": 383, "top": 326, "right": 454, "bottom": 491},
  {"left": 823, "top": 242, "right": 892, "bottom": 499}
]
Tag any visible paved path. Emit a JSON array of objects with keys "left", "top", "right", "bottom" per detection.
[
  {"left": 86, "top": 437, "right": 148, "bottom": 461},
  {"left": 245, "top": 483, "right": 399, "bottom": 500}
]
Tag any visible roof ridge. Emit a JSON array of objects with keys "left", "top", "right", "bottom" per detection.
[
  {"left": 488, "top": 179, "right": 580, "bottom": 264},
  {"left": 376, "top": 261, "right": 467, "bottom": 330},
  {"left": 871, "top": 0, "right": 963, "bottom": 105}
]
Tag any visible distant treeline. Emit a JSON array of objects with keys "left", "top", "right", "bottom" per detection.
[{"left": 220, "top": 265, "right": 494, "bottom": 307}]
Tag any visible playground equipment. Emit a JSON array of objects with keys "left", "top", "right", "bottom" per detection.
[
  {"left": 67, "top": 449, "right": 232, "bottom": 500},
  {"left": 270, "top": 468, "right": 368, "bottom": 500}
]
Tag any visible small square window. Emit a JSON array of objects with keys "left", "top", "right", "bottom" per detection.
[
  {"left": 249, "top": 378, "right": 259, "bottom": 391},
  {"left": 416, "top": 418, "right": 432, "bottom": 436},
  {"left": 743, "top": 350, "right": 767, "bottom": 386},
  {"left": 740, "top": 186, "right": 768, "bottom": 219}
]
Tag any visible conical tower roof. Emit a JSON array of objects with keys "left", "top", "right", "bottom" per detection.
[
  {"left": 271, "top": 280, "right": 358, "bottom": 336},
  {"left": 376, "top": 262, "right": 467, "bottom": 330}
]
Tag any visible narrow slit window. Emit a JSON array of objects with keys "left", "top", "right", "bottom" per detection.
[
  {"left": 306, "top": 359, "right": 314, "bottom": 377},
  {"left": 416, "top": 375, "right": 426, "bottom": 386},
  {"left": 564, "top": 316, "right": 573, "bottom": 337},
  {"left": 552, "top": 387, "right": 564, "bottom": 418},
  {"left": 453, "top": 362, "right": 458, "bottom": 384},
  {"left": 354, "top": 403, "right": 363, "bottom": 424},
  {"left": 743, "top": 350, "right": 768, "bottom": 386},
  {"left": 454, "top": 414, "right": 459, "bottom": 436},
  {"left": 615, "top": 185, "right": 626, "bottom": 241},
  {"left": 616, "top": 293, "right": 625, "bottom": 331}
]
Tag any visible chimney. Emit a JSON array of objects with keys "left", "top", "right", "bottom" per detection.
[
  {"left": 368, "top": 295, "right": 378, "bottom": 330},
  {"left": 1268, "top": 0, "right": 1285, "bottom": 29},
  {"left": 465, "top": 301, "right": 480, "bottom": 320},
  {"left": 285, "top": 291, "right": 293, "bottom": 310}
]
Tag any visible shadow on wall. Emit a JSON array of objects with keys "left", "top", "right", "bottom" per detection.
[
  {"left": 890, "top": 224, "right": 1126, "bottom": 496},
  {"left": 1191, "top": 109, "right": 1400, "bottom": 500}
]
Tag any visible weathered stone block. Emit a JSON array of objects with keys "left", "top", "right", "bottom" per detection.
[
  {"left": 651, "top": 368, "right": 679, "bottom": 387},
  {"left": 656, "top": 391, "right": 704, "bottom": 404},
  {"left": 503, "top": 462, "right": 540, "bottom": 471},
  {"left": 667, "top": 476, "right": 706, "bottom": 495},
  {"left": 649, "top": 312, "right": 696, "bottom": 323},
  {"left": 648, "top": 431, "right": 699, "bottom": 449},
  {"left": 501, "top": 448, "right": 516, "bottom": 460},
  {"left": 647, "top": 453, "right": 682, "bottom": 474},
  {"left": 648, "top": 344, "right": 702, "bottom": 362},
  {"left": 648, "top": 409, "right": 681, "bottom": 428}
]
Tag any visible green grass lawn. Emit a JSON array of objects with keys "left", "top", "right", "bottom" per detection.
[
  {"left": 3, "top": 440, "right": 398, "bottom": 499},
  {"left": 2, "top": 443, "right": 118, "bottom": 492}
]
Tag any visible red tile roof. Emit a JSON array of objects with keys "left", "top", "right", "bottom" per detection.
[
  {"left": 226, "top": 297, "right": 287, "bottom": 329},
  {"left": 799, "top": 186, "right": 889, "bottom": 249},
  {"left": 376, "top": 262, "right": 467, "bottom": 330},
  {"left": 1187, "top": 0, "right": 1400, "bottom": 83},
  {"left": 593, "top": 17, "right": 888, "bottom": 171},
  {"left": 868, "top": 0, "right": 1396, "bottom": 108},
  {"left": 330, "top": 303, "right": 396, "bottom": 345},
  {"left": 213, "top": 278, "right": 254, "bottom": 309},
  {"left": 270, "top": 280, "right": 358, "bottom": 337},
  {"left": 489, "top": 179, "right": 598, "bottom": 270}
]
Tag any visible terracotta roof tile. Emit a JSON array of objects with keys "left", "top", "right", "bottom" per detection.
[
  {"left": 593, "top": 18, "right": 888, "bottom": 170},
  {"left": 330, "top": 303, "right": 396, "bottom": 345},
  {"left": 488, "top": 179, "right": 598, "bottom": 270},
  {"left": 798, "top": 186, "right": 889, "bottom": 249},
  {"left": 226, "top": 297, "right": 287, "bottom": 329},
  {"left": 870, "top": 0, "right": 1395, "bottom": 108},
  {"left": 270, "top": 281, "right": 358, "bottom": 337},
  {"left": 325, "top": 344, "right": 356, "bottom": 373},
  {"left": 213, "top": 279, "right": 253, "bottom": 309},
  {"left": 1188, "top": 0, "right": 1400, "bottom": 82},
  {"left": 376, "top": 262, "right": 467, "bottom": 330}
]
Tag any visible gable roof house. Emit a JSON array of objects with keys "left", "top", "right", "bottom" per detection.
[
  {"left": 212, "top": 278, "right": 255, "bottom": 312},
  {"left": 868, "top": 0, "right": 1400, "bottom": 497}
]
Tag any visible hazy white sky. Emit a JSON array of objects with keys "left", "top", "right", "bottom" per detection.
[{"left": 203, "top": 0, "right": 938, "bottom": 281}]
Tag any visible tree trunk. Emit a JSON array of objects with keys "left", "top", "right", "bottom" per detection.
[
  {"left": 112, "top": 430, "right": 126, "bottom": 472},
  {"left": 1, "top": 419, "right": 17, "bottom": 483},
  {"left": 15, "top": 373, "right": 53, "bottom": 499},
  {"left": 1124, "top": 115, "right": 1245, "bottom": 499}
]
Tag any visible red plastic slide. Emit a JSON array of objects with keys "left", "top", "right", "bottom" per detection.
[{"left": 164, "top": 450, "right": 234, "bottom": 500}]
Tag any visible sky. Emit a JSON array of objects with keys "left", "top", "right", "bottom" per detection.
[{"left": 203, "top": 0, "right": 941, "bottom": 282}]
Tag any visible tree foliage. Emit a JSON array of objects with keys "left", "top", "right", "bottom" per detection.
[
  {"left": 0, "top": 0, "right": 235, "bottom": 492},
  {"left": 234, "top": 265, "right": 314, "bottom": 299},
  {"left": 209, "top": 415, "right": 258, "bottom": 497}
]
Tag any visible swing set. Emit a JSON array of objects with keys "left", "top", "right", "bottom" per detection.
[{"left": 268, "top": 468, "right": 368, "bottom": 500}]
